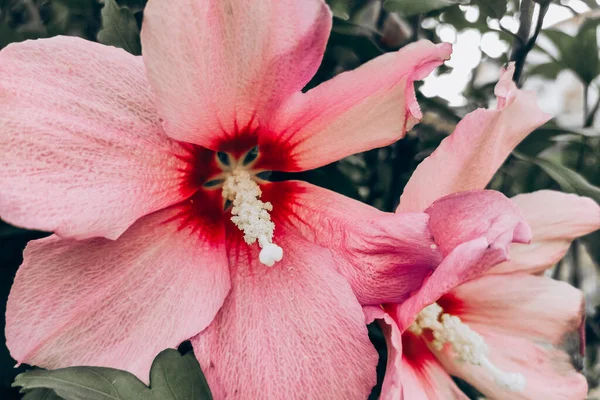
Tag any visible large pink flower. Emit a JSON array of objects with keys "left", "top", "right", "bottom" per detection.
[
  {"left": 0, "top": 1, "right": 530, "bottom": 398},
  {"left": 367, "top": 64, "right": 600, "bottom": 399}
]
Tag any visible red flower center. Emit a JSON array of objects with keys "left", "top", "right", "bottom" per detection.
[{"left": 172, "top": 132, "right": 285, "bottom": 267}]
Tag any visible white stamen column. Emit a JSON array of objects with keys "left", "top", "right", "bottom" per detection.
[
  {"left": 222, "top": 169, "right": 283, "bottom": 267},
  {"left": 409, "top": 303, "right": 526, "bottom": 392}
]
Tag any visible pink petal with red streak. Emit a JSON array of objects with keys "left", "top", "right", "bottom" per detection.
[
  {"left": 6, "top": 200, "right": 229, "bottom": 382},
  {"left": 192, "top": 225, "right": 377, "bottom": 399},
  {"left": 436, "top": 273, "right": 587, "bottom": 399},
  {"left": 141, "top": 0, "right": 332, "bottom": 148},
  {"left": 366, "top": 307, "right": 468, "bottom": 400},
  {"left": 262, "top": 180, "right": 441, "bottom": 305}
]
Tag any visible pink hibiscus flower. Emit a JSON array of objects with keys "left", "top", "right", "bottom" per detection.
[
  {"left": 366, "top": 64, "right": 600, "bottom": 399},
  {"left": 0, "top": 1, "right": 534, "bottom": 398}
]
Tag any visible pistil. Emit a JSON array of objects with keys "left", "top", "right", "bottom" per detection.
[
  {"left": 409, "top": 303, "right": 526, "bottom": 392},
  {"left": 222, "top": 169, "right": 283, "bottom": 267}
]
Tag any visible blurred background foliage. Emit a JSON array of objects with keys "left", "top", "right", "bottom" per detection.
[{"left": 0, "top": 0, "right": 599, "bottom": 398}]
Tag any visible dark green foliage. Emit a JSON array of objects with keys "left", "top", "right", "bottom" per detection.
[
  {"left": 383, "top": 0, "right": 467, "bottom": 16},
  {"left": 97, "top": 0, "right": 140, "bottom": 54},
  {"left": 22, "top": 389, "right": 62, "bottom": 400},
  {"left": 472, "top": 0, "right": 508, "bottom": 18},
  {"left": 527, "top": 61, "right": 562, "bottom": 80},
  {"left": 328, "top": 0, "right": 356, "bottom": 20},
  {"left": 516, "top": 123, "right": 599, "bottom": 156},
  {"left": 514, "top": 152, "right": 600, "bottom": 204},
  {"left": 541, "top": 20, "right": 600, "bottom": 86},
  {"left": 14, "top": 350, "right": 212, "bottom": 400},
  {"left": 569, "top": 18, "right": 600, "bottom": 85}
]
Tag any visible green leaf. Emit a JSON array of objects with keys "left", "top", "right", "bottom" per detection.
[
  {"left": 22, "top": 389, "right": 63, "bottom": 400},
  {"left": 541, "top": 29, "right": 573, "bottom": 59},
  {"left": 97, "top": 0, "right": 141, "bottom": 55},
  {"left": 114, "top": 0, "right": 149, "bottom": 12},
  {"left": 383, "top": 0, "right": 467, "bottom": 17},
  {"left": 527, "top": 62, "right": 562, "bottom": 80},
  {"left": 543, "top": 21, "right": 600, "bottom": 85},
  {"left": 441, "top": 6, "right": 472, "bottom": 30},
  {"left": 517, "top": 122, "right": 599, "bottom": 156},
  {"left": 351, "top": 0, "right": 381, "bottom": 28},
  {"left": 13, "top": 350, "right": 213, "bottom": 400},
  {"left": 534, "top": 124, "right": 599, "bottom": 138},
  {"left": 472, "top": 0, "right": 507, "bottom": 18},
  {"left": 46, "top": 1, "right": 71, "bottom": 36},
  {"left": 514, "top": 152, "right": 600, "bottom": 203},
  {"left": 61, "top": 0, "right": 100, "bottom": 8},
  {"left": 329, "top": 19, "right": 384, "bottom": 62},
  {"left": 296, "top": 163, "right": 362, "bottom": 201},
  {"left": 327, "top": 0, "right": 355, "bottom": 20},
  {"left": 149, "top": 350, "right": 212, "bottom": 400},
  {"left": 0, "top": 21, "right": 38, "bottom": 49},
  {"left": 569, "top": 17, "right": 600, "bottom": 84},
  {"left": 14, "top": 367, "right": 151, "bottom": 400}
]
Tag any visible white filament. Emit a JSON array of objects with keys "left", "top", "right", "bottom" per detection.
[
  {"left": 409, "top": 303, "right": 526, "bottom": 392},
  {"left": 222, "top": 170, "right": 283, "bottom": 267},
  {"left": 481, "top": 357, "right": 526, "bottom": 391}
]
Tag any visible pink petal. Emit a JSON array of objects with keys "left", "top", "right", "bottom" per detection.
[
  {"left": 400, "top": 333, "right": 470, "bottom": 400},
  {"left": 261, "top": 180, "right": 442, "bottom": 305},
  {"left": 453, "top": 333, "right": 587, "bottom": 400},
  {"left": 366, "top": 307, "right": 468, "bottom": 400},
  {"left": 266, "top": 41, "right": 452, "bottom": 172},
  {"left": 395, "top": 238, "right": 491, "bottom": 331},
  {"left": 6, "top": 202, "right": 230, "bottom": 382},
  {"left": 395, "top": 190, "right": 531, "bottom": 330},
  {"left": 490, "top": 190, "right": 600, "bottom": 274},
  {"left": 513, "top": 190, "right": 600, "bottom": 245},
  {"left": 436, "top": 274, "right": 587, "bottom": 399},
  {"left": 397, "top": 63, "right": 551, "bottom": 213},
  {"left": 141, "top": 0, "right": 332, "bottom": 148},
  {"left": 191, "top": 227, "right": 377, "bottom": 399},
  {"left": 264, "top": 185, "right": 530, "bottom": 308},
  {"left": 443, "top": 273, "right": 584, "bottom": 347},
  {"left": 365, "top": 306, "right": 404, "bottom": 399},
  {"left": 425, "top": 190, "right": 531, "bottom": 257},
  {"left": 0, "top": 37, "right": 194, "bottom": 239}
]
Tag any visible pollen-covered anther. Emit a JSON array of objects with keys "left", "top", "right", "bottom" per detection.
[
  {"left": 222, "top": 169, "right": 283, "bottom": 267},
  {"left": 410, "top": 303, "right": 526, "bottom": 392}
]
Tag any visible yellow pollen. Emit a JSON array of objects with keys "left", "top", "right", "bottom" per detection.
[
  {"left": 222, "top": 169, "right": 283, "bottom": 267},
  {"left": 410, "top": 303, "right": 526, "bottom": 392}
]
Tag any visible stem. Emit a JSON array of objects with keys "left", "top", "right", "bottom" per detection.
[
  {"left": 409, "top": 14, "right": 422, "bottom": 42},
  {"left": 499, "top": 156, "right": 515, "bottom": 195},
  {"left": 510, "top": 0, "right": 534, "bottom": 57},
  {"left": 499, "top": 23, "right": 521, "bottom": 42},
  {"left": 572, "top": 84, "right": 592, "bottom": 290},
  {"left": 514, "top": 0, "right": 535, "bottom": 47},
  {"left": 510, "top": 1, "right": 550, "bottom": 85},
  {"left": 583, "top": 84, "right": 590, "bottom": 126},
  {"left": 560, "top": 3, "right": 579, "bottom": 16},
  {"left": 576, "top": 84, "right": 591, "bottom": 171},
  {"left": 552, "top": 259, "right": 563, "bottom": 280},
  {"left": 571, "top": 240, "right": 582, "bottom": 288},
  {"left": 584, "top": 86, "right": 600, "bottom": 128}
]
